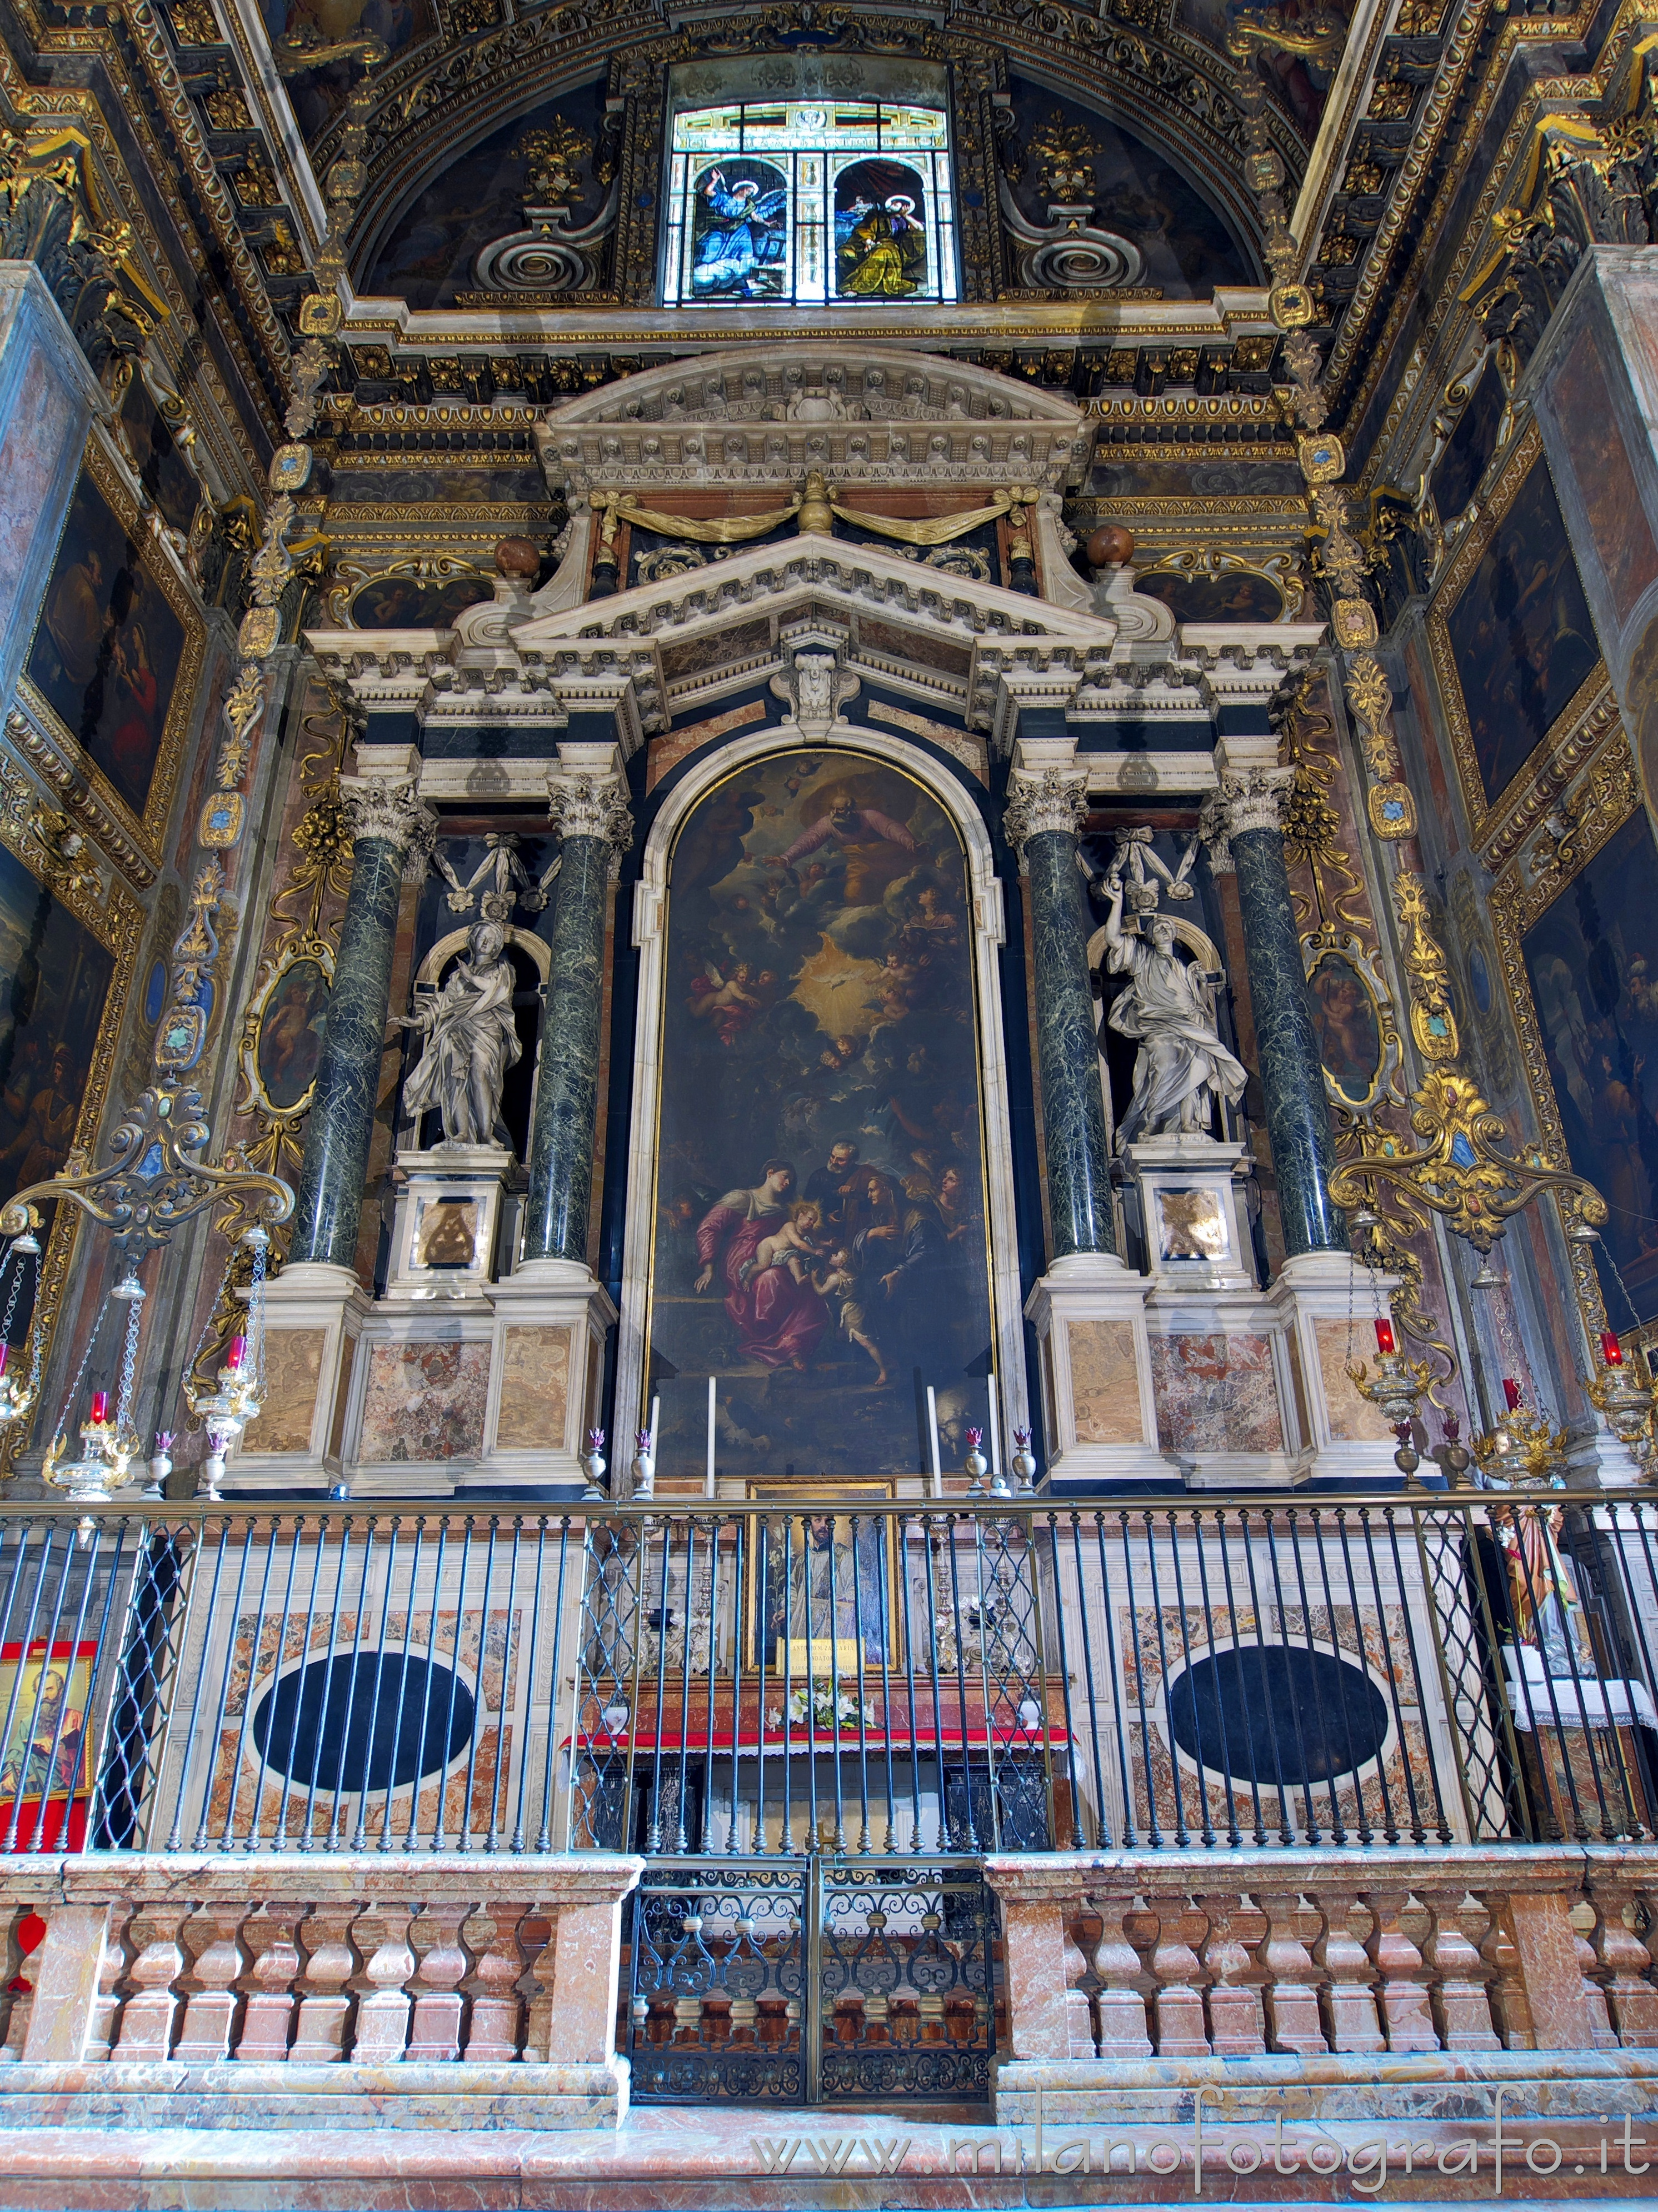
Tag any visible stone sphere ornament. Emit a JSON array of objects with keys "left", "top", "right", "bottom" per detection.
[
  {"left": 1086, "top": 523, "right": 1136, "bottom": 568},
  {"left": 495, "top": 536, "right": 541, "bottom": 580}
]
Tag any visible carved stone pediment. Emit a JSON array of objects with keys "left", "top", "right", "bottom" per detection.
[{"left": 535, "top": 342, "right": 1092, "bottom": 499}]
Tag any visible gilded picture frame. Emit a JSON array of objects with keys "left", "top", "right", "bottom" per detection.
[
  {"left": 241, "top": 941, "right": 334, "bottom": 1122},
  {"left": 1427, "top": 422, "right": 1608, "bottom": 851},
  {"left": 1486, "top": 736, "right": 1646, "bottom": 1353},
  {"left": 14, "top": 431, "right": 206, "bottom": 870},
  {"left": 742, "top": 1480, "right": 901, "bottom": 1674},
  {"left": 1301, "top": 927, "right": 1401, "bottom": 1120},
  {"left": 0, "top": 786, "right": 143, "bottom": 1465}
]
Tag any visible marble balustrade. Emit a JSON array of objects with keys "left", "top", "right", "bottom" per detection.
[
  {"left": 986, "top": 1844, "right": 1658, "bottom": 2119},
  {"left": 0, "top": 1852, "right": 641, "bottom": 2129}
]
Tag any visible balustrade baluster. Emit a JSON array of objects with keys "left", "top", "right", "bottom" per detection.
[
  {"left": 1314, "top": 1893, "right": 1384, "bottom": 2053},
  {"left": 1362, "top": 1889, "right": 1440, "bottom": 2050},
  {"left": 288, "top": 1904, "right": 360, "bottom": 2062},
  {"left": 112, "top": 1906, "right": 190, "bottom": 2060},
  {"left": 1198, "top": 1895, "right": 1265, "bottom": 2055},
  {"left": 234, "top": 1904, "right": 304, "bottom": 2061},
  {"left": 1088, "top": 1890, "right": 1151, "bottom": 2056},
  {"left": 1421, "top": 1888, "right": 1500, "bottom": 2051},
  {"left": 352, "top": 1904, "right": 417, "bottom": 2061},
  {"left": 173, "top": 1904, "right": 249, "bottom": 2061},
  {"left": 1570, "top": 1899, "right": 1621, "bottom": 2049},
  {"left": 1477, "top": 1897, "right": 1536, "bottom": 2050},
  {"left": 408, "top": 1904, "right": 471, "bottom": 2060},
  {"left": 1141, "top": 1894, "right": 1210, "bottom": 2056},
  {"left": 461, "top": 1905, "right": 527, "bottom": 2061},
  {"left": 1585, "top": 1877, "right": 1658, "bottom": 2046},
  {"left": 84, "top": 1903, "right": 135, "bottom": 2062},
  {"left": 1257, "top": 1890, "right": 1328, "bottom": 2055}
]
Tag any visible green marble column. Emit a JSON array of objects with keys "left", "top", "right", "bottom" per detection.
[
  {"left": 288, "top": 781, "right": 435, "bottom": 1269},
  {"left": 1221, "top": 766, "right": 1346, "bottom": 1257},
  {"left": 1007, "top": 765, "right": 1117, "bottom": 1260},
  {"left": 522, "top": 772, "right": 631, "bottom": 1267}
]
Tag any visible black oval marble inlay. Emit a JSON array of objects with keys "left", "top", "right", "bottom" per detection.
[
  {"left": 1168, "top": 1646, "right": 1389, "bottom": 1788},
  {"left": 251, "top": 1653, "right": 475, "bottom": 1793}
]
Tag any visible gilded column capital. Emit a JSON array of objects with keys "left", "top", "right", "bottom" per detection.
[
  {"left": 339, "top": 778, "right": 438, "bottom": 878},
  {"left": 1216, "top": 765, "right": 1297, "bottom": 841},
  {"left": 1003, "top": 764, "right": 1090, "bottom": 873},
  {"left": 547, "top": 770, "right": 634, "bottom": 877}
]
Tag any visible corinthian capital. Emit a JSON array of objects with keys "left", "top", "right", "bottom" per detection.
[
  {"left": 1003, "top": 764, "right": 1090, "bottom": 871},
  {"left": 340, "top": 777, "right": 438, "bottom": 878},
  {"left": 1216, "top": 765, "right": 1297, "bottom": 841},
  {"left": 548, "top": 770, "right": 634, "bottom": 877}
]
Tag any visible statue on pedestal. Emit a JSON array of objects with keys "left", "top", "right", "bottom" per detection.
[
  {"left": 396, "top": 921, "right": 522, "bottom": 1149},
  {"left": 1102, "top": 877, "right": 1247, "bottom": 1148}
]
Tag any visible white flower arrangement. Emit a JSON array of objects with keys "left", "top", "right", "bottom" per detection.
[{"left": 767, "top": 1685, "right": 875, "bottom": 1731}]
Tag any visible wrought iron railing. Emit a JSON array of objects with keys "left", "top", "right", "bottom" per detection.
[{"left": 0, "top": 1489, "right": 1652, "bottom": 1858}]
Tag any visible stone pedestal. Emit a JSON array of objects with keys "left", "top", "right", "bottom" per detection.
[
  {"left": 226, "top": 1262, "right": 371, "bottom": 1493},
  {"left": 0, "top": 264, "right": 106, "bottom": 715},
  {"left": 1123, "top": 1137, "right": 1256, "bottom": 1292},
  {"left": 1266, "top": 1249, "right": 1407, "bottom": 1479},
  {"left": 1024, "top": 1254, "right": 1172, "bottom": 1486},
  {"left": 479, "top": 1258, "right": 618, "bottom": 1491},
  {"left": 387, "top": 1144, "right": 515, "bottom": 1296}
]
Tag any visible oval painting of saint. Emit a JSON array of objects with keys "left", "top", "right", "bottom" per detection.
[
  {"left": 256, "top": 957, "right": 330, "bottom": 1113},
  {"left": 648, "top": 750, "right": 993, "bottom": 1481},
  {"left": 1307, "top": 950, "right": 1382, "bottom": 1105}
]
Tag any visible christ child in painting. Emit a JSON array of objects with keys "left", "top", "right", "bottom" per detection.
[
  {"left": 813, "top": 1247, "right": 889, "bottom": 1388},
  {"left": 743, "top": 1199, "right": 828, "bottom": 1287}
]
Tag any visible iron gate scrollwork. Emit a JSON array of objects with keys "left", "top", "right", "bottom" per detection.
[{"left": 624, "top": 1855, "right": 995, "bottom": 2104}]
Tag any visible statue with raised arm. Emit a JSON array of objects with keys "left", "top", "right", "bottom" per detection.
[
  {"left": 1102, "top": 877, "right": 1247, "bottom": 1149},
  {"left": 396, "top": 921, "right": 522, "bottom": 1149}
]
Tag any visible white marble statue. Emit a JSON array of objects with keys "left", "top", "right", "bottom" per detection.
[
  {"left": 396, "top": 921, "right": 522, "bottom": 1149},
  {"left": 1102, "top": 879, "right": 1247, "bottom": 1149}
]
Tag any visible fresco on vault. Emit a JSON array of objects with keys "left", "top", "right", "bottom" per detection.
[
  {"left": 363, "top": 85, "right": 607, "bottom": 307},
  {"left": 1005, "top": 76, "right": 1251, "bottom": 295},
  {"left": 647, "top": 750, "right": 993, "bottom": 1482},
  {"left": 1445, "top": 458, "right": 1601, "bottom": 808},
  {"left": 1176, "top": 0, "right": 1351, "bottom": 138},
  {"left": 1521, "top": 807, "right": 1658, "bottom": 1325}
]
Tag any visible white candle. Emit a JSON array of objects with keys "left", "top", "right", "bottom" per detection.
[
  {"left": 986, "top": 1378, "right": 1000, "bottom": 1483},
  {"left": 926, "top": 1386, "right": 942, "bottom": 1499},
  {"left": 648, "top": 1394, "right": 660, "bottom": 1453},
  {"left": 706, "top": 1376, "right": 717, "bottom": 1499}
]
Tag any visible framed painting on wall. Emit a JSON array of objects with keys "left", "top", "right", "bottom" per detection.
[
  {"left": 0, "top": 1641, "right": 97, "bottom": 1851},
  {"left": 1430, "top": 427, "right": 1605, "bottom": 833},
  {"left": 18, "top": 434, "right": 204, "bottom": 860}
]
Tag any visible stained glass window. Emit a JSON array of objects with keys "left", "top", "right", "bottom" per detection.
[{"left": 663, "top": 102, "right": 958, "bottom": 308}]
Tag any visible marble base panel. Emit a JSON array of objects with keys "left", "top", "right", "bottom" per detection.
[
  {"left": 0, "top": 2095, "right": 1652, "bottom": 2208},
  {"left": 0, "top": 2058, "right": 626, "bottom": 2130},
  {"left": 227, "top": 1264, "right": 372, "bottom": 1492},
  {"left": 1143, "top": 1286, "right": 1310, "bottom": 1486},
  {"left": 1024, "top": 1255, "right": 1174, "bottom": 1484},
  {"left": 1266, "top": 1248, "right": 1407, "bottom": 1480},
  {"left": 480, "top": 1260, "right": 617, "bottom": 1489}
]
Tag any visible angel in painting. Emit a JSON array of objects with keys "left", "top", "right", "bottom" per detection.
[{"left": 691, "top": 170, "right": 787, "bottom": 298}]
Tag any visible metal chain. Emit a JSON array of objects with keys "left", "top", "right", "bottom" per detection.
[
  {"left": 178, "top": 1247, "right": 238, "bottom": 1417},
  {"left": 246, "top": 1227, "right": 269, "bottom": 1384},
  {"left": 114, "top": 1289, "right": 145, "bottom": 1441},
  {"left": 50, "top": 1297, "right": 111, "bottom": 1453},
  {"left": 0, "top": 1243, "right": 29, "bottom": 1344}
]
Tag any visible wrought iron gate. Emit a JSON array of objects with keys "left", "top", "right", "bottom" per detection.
[{"left": 623, "top": 1855, "right": 995, "bottom": 2104}]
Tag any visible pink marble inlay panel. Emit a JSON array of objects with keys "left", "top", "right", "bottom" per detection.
[
  {"left": 358, "top": 1339, "right": 490, "bottom": 1463},
  {"left": 1151, "top": 1331, "right": 1282, "bottom": 1454}
]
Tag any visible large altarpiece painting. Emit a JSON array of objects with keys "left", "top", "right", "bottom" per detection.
[{"left": 646, "top": 749, "right": 994, "bottom": 1482}]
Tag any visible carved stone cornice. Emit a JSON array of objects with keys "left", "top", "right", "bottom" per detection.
[
  {"left": 1003, "top": 764, "right": 1090, "bottom": 870},
  {"left": 547, "top": 771, "right": 633, "bottom": 877},
  {"left": 1216, "top": 765, "right": 1297, "bottom": 840},
  {"left": 339, "top": 777, "right": 438, "bottom": 873}
]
